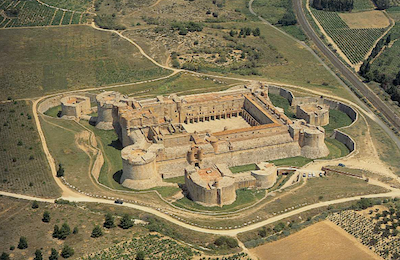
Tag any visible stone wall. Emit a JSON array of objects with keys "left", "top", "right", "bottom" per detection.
[
  {"left": 332, "top": 130, "right": 355, "bottom": 152},
  {"left": 268, "top": 85, "right": 295, "bottom": 105}
]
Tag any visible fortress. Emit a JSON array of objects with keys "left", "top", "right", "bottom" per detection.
[
  {"left": 296, "top": 103, "right": 329, "bottom": 126},
  {"left": 93, "top": 84, "right": 329, "bottom": 196}
]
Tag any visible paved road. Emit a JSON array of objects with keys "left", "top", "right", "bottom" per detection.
[{"left": 293, "top": 0, "right": 400, "bottom": 133}]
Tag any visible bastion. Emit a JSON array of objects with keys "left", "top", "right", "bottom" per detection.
[
  {"left": 60, "top": 95, "right": 90, "bottom": 119},
  {"left": 96, "top": 91, "right": 124, "bottom": 130},
  {"left": 185, "top": 165, "right": 236, "bottom": 207},
  {"left": 251, "top": 162, "right": 278, "bottom": 189},
  {"left": 296, "top": 103, "right": 329, "bottom": 126},
  {"left": 119, "top": 145, "right": 162, "bottom": 190}
]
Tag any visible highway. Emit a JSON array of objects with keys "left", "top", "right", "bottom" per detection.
[{"left": 293, "top": 0, "right": 400, "bottom": 133}]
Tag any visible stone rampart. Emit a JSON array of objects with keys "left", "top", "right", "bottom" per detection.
[
  {"left": 332, "top": 130, "right": 355, "bottom": 152},
  {"left": 267, "top": 85, "right": 295, "bottom": 105}
]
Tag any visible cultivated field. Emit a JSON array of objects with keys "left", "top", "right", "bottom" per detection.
[
  {"left": 0, "top": 0, "right": 89, "bottom": 28},
  {"left": 250, "top": 220, "right": 380, "bottom": 260},
  {"left": 41, "top": 0, "right": 92, "bottom": 12},
  {"left": 353, "top": 0, "right": 376, "bottom": 11},
  {"left": 339, "top": 11, "right": 391, "bottom": 29},
  {"left": 0, "top": 25, "right": 170, "bottom": 101},
  {"left": 311, "top": 9, "right": 388, "bottom": 64},
  {"left": 0, "top": 101, "right": 60, "bottom": 198}
]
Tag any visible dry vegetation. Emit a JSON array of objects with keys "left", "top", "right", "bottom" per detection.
[
  {"left": 250, "top": 220, "right": 380, "bottom": 260},
  {"left": 0, "top": 101, "right": 60, "bottom": 198}
]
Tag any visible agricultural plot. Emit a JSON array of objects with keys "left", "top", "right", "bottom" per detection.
[
  {"left": 0, "top": 101, "right": 61, "bottom": 198},
  {"left": 81, "top": 234, "right": 249, "bottom": 260},
  {"left": 328, "top": 210, "right": 400, "bottom": 260},
  {"left": 312, "top": 9, "right": 388, "bottom": 64},
  {"left": 0, "top": 0, "right": 88, "bottom": 28},
  {"left": 0, "top": 26, "right": 170, "bottom": 100},
  {"left": 41, "top": 0, "right": 92, "bottom": 12}
]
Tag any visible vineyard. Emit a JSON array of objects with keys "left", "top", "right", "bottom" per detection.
[
  {"left": 41, "top": 0, "right": 92, "bottom": 12},
  {"left": 312, "top": 9, "right": 387, "bottom": 64},
  {"left": 80, "top": 234, "right": 250, "bottom": 260},
  {"left": 0, "top": 0, "right": 89, "bottom": 28},
  {"left": 0, "top": 101, "right": 61, "bottom": 198}
]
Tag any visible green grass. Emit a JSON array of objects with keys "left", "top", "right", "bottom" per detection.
[
  {"left": 270, "top": 156, "right": 313, "bottom": 167},
  {"left": 44, "top": 105, "right": 61, "bottom": 118},
  {"left": 0, "top": 101, "right": 61, "bottom": 198},
  {"left": 268, "top": 93, "right": 295, "bottom": 118},
  {"left": 230, "top": 164, "right": 258, "bottom": 173},
  {"left": 164, "top": 176, "right": 185, "bottom": 184},
  {"left": 323, "top": 109, "right": 353, "bottom": 135},
  {"left": 0, "top": 25, "right": 170, "bottom": 101},
  {"left": 323, "top": 138, "right": 350, "bottom": 159},
  {"left": 173, "top": 188, "right": 266, "bottom": 212},
  {"left": 370, "top": 8, "right": 400, "bottom": 79}
]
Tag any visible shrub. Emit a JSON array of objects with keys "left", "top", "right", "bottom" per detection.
[
  {"left": 119, "top": 214, "right": 133, "bottom": 229},
  {"left": 214, "top": 236, "right": 238, "bottom": 248},
  {"left": 91, "top": 226, "right": 103, "bottom": 238},
  {"left": 61, "top": 245, "right": 74, "bottom": 258},
  {"left": 52, "top": 225, "right": 60, "bottom": 238},
  {"left": 0, "top": 252, "right": 10, "bottom": 260},
  {"left": 73, "top": 227, "right": 79, "bottom": 234},
  {"left": 136, "top": 251, "right": 145, "bottom": 260},
  {"left": 56, "top": 164, "right": 64, "bottom": 177},
  {"left": 59, "top": 223, "right": 71, "bottom": 240},
  {"left": 32, "top": 201, "right": 39, "bottom": 209},
  {"left": 42, "top": 211, "right": 50, "bottom": 223},
  {"left": 104, "top": 213, "right": 115, "bottom": 229},
  {"left": 34, "top": 249, "right": 43, "bottom": 260},
  {"left": 49, "top": 248, "right": 59, "bottom": 260},
  {"left": 17, "top": 237, "right": 28, "bottom": 249}
]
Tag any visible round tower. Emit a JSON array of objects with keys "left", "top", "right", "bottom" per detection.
[
  {"left": 95, "top": 91, "right": 121, "bottom": 130},
  {"left": 300, "top": 126, "right": 329, "bottom": 158},
  {"left": 120, "top": 145, "right": 161, "bottom": 190}
]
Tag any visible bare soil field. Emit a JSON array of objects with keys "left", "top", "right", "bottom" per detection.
[
  {"left": 250, "top": 220, "right": 381, "bottom": 260},
  {"left": 339, "top": 10, "right": 390, "bottom": 29}
]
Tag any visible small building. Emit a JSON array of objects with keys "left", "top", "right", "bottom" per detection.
[{"left": 60, "top": 95, "right": 91, "bottom": 119}]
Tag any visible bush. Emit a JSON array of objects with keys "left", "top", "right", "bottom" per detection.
[
  {"left": 59, "top": 223, "right": 71, "bottom": 240},
  {"left": 32, "top": 201, "right": 39, "bottom": 209},
  {"left": 104, "top": 213, "right": 115, "bottom": 229},
  {"left": 34, "top": 249, "right": 43, "bottom": 260},
  {"left": 91, "top": 226, "right": 103, "bottom": 238},
  {"left": 61, "top": 245, "right": 74, "bottom": 258},
  {"left": 17, "top": 237, "right": 28, "bottom": 249},
  {"left": 49, "top": 248, "right": 59, "bottom": 260},
  {"left": 119, "top": 214, "right": 133, "bottom": 229},
  {"left": 56, "top": 164, "right": 64, "bottom": 177},
  {"left": 42, "top": 211, "right": 50, "bottom": 223},
  {"left": 53, "top": 225, "right": 60, "bottom": 238},
  {"left": 0, "top": 253, "right": 10, "bottom": 260},
  {"left": 73, "top": 227, "right": 79, "bottom": 234},
  {"left": 214, "top": 236, "right": 238, "bottom": 248},
  {"left": 136, "top": 251, "right": 145, "bottom": 260}
]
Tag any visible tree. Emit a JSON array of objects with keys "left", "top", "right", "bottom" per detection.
[
  {"left": 49, "top": 248, "right": 59, "bottom": 260},
  {"left": 34, "top": 249, "right": 43, "bottom": 260},
  {"left": 91, "top": 226, "right": 103, "bottom": 238},
  {"left": 60, "top": 245, "right": 74, "bottom": 259},
  {"left": 52, "top": 225, "right": 60, "bottom": 238},
  {"left": 42, "top": 211, "right": 51, "bottom": 223},
  {"left": 104, "top": 213, "right": 115, "bottom": 229},
  {"left": 32, "top": 201, "right": 39, "bottom": 209},
  {"left": 0, "top": 253, "right": 10, "bottom": 260},
  {"left": 119, "top": 214, "right": 133, "bottom": 229},
  {"left": 56, "top": 164, "right": 64, "bottom": 177},
  {"left": 136, "top": 251, "right": 145, "bottom": 260},
  {"left": 252, "top": 27, "right": 260, "bottom": 37},
  {"left": 374, "top": 0, "right": 390, "bottom": 10},
  {"left": 17, "top": 237, "right": 28, "bottom": 249},
  {"left": 59, "top": 223, "right": 71, "bottom": 240}
]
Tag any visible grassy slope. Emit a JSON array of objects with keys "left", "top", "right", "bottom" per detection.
[
  {"left": 0, "top": 25, "right": 170, "bottom": 101},
  {"left": 173, "top": 188, "right": 266, "bottom": 212},
  {"left": 323, "top": 109, "right": 353, "bottom": 135},
  {"left": 41, "top": 0, "right": 92, "bottom": 12},
  {"left": 0, "top": 101, "right": 61, "bottom": 198}
]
